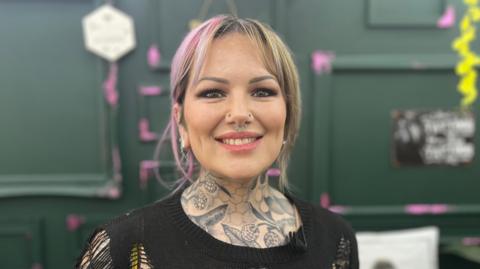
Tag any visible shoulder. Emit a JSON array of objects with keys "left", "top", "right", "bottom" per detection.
[
  {"left": 102, "top": 192, "right": 178, "bottom": 242},
  {"left": 76, "top": 192, "right": 179, "bottom": 268},
  {"left": 287, "top": 194, "right": 356, "bottom": 248},
  {"left": 305, "top": 201, "right": 359, "bottom": 269},
  {"left": 310, "top": 203, "right": 355, "bottom": 238}
]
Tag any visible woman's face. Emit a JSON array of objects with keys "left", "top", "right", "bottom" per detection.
[{"left": 176, "top": 33, "right": 286, "bottom": 183}]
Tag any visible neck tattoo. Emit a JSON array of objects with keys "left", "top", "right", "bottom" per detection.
[{"left": 180, "top": 171, "right": 301, "bottom": 248}]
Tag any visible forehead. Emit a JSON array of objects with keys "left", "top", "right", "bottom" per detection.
[
  {"left": 206, "top": 34, "right": 263, "bottom": 70},
  {"left": 191, "top": 33, "right": 276, "bottom": 82}
]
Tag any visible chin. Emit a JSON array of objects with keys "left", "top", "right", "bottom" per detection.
[{"left": 216, "top": 169, "right": 263, "bottom": 183}]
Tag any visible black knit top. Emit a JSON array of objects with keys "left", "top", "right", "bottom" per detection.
[{"left": 77, "top": 189, "right": 359, "bottom": 269}]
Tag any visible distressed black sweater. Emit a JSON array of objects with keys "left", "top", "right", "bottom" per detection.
[{"left": 77, "top": 189, "right": 359, "bottom": 269}]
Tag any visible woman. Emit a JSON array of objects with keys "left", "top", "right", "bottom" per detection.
[{"left": 77, "top": 15, "right": 358, "bottom": 269}]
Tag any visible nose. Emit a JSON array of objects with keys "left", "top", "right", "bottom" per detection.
[{"left": 225, "top": 95, "right": 253, "bottom": 125}]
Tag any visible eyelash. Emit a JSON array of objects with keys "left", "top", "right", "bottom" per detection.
[{"left": 197, "top": 88, "right": 278, "bottom": 98}]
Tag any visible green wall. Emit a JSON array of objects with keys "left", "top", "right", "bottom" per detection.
[{"left": 0, "top": 0, "right": 479, "bottom": 268}]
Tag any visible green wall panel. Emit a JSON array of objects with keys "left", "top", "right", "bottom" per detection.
[
  {"left": 0, "top": 0, "right": 478, "bottom": 268},
  {"left": 0, "top": 1, "right": 121, "bottom": 197}
]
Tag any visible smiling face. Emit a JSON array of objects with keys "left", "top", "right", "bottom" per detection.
[{"left": 176, "top": 33, "right": 287, "bottom": 183}]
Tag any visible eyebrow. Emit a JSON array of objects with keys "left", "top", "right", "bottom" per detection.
[{"left": 197, "top": 75, "right": 276, "bottom": 85}]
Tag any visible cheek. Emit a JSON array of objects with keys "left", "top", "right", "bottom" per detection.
[
  {"left": 183, "top": 104, "right": 221, "bottom": 145},
  {"left": 263, "top": 104, "right": 287, "bottom": 136}
]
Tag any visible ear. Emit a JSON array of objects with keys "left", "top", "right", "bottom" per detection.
[{"left": 173, "top": 103, "right": 190, "bottom": 149}]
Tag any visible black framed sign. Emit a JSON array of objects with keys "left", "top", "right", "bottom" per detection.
[{"left": 392, "top": 109, "right": 475, "bottom": 166}]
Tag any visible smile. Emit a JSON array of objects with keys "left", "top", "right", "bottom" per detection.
[
  {"left": 214, "top": 132, "right": 263, "bottom": 152},
  {"left": 221, "top": 138, "right": 257, "bottom": 145}
]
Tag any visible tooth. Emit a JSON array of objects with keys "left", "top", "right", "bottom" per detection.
[{"left": 234, "top": 139, "right": 241, "bottom": 145}]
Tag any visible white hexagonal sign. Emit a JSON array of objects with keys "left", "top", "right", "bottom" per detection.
[{"left": 82, "top": 4, "right": 136, "bottom": 62}]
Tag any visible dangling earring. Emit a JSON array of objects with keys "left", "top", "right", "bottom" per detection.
[{"left": 179, "top": 137, "right": 187, "bottom": 163}]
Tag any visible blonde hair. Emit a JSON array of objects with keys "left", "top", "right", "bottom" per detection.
[{"left": 155, "top": 15, "right": 301, "bottom": 192}]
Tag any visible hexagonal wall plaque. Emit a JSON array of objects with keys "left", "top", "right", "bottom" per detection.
[{"left": 82, "top": 4, "right": 136, "bottom": 62}]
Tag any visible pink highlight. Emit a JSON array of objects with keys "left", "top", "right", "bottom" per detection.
[
  {"left": 31, "top": 263, "right": 43, "bottom": 269},
  {"left": 328, "top": 205, "right": 349, "bottom": 214},
  {"left": 311, "top": 50, "right": 335, "bottom": 75},
  {"left": 266, "top": 168, "right": 281, "bottom": 177},
  {"left": 147, "top": 44, "right": 161, "bottom": 68},
  {"left": 103, "top": 63, "right": 119, "bottom": 106},
  {"left": 112, "top": 147, "right": 122, "bottom": 180},
  {"left": 139, "top": 160, "right": 160, "bottom": 189},
  {"left": 107, "top": 186, "right": 121, "bottom": 199},
  {"left": 139, "top": 118, "right": 158, "bottom": 142},
  {"left": 139, "top": 85, "right": 162, "bottom": 96},
  {"left": 437, "top": 6, "right": 455, "bottom": 29},
  {"left": 463, "top": 237, "right": 480, "bottom": 246},
  {"left": 320, "top": 193, "right": 330, "bottom": 208},
  {"left": 66, "top": 214, "right": 84, "bottom": 232},
  {"left": 405, "top": 204, "right": 450, "bottom": 215}
]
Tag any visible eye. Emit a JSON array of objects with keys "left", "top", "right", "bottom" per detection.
[
  {"left": 197, "top": 89, "right": 226, "bottom": 99},
  {"left": 252, "top": 88, "right": 278, "bottom": 97}
]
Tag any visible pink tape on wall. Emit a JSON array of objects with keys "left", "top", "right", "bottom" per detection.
[
  {"left": 405, "top": 204, "right": 450, "bottom": 215},
  {"left": 112, "top": 146, "right": 122, "bottom": 180},
  {"left": 328, "top": 205, "right": 349, "bottom": 214},
  {"left": 147, "top": 44, "right": 161, "bottom": 68},
  {"left": 139, "top": 118, "right": 158, "bottom": 142},
  {"left": 139, "top": 85, "right": 162, "bottom": 96},
  {"left": 320, "top": 193, "right": 330, "bottom": 208},
  {"left": 31, "top": 263, "right": 43, "bottom": 269},
  {"left": 437, "top": 5, "right": 456, "bottom": 29},
  {"left": 66, "top": 214, "right": 85, "bottom": 232},
  {"left": 103, "top": 63, "right": 119, "bottom": 106},
  {"left": 139, "top": 160, "right": 159, "bottom": 189},
  {"left": 311, "top": 50, "right": 335, "bottom": 75},
  {"left": 463, "top": 237, "right": 480, "bottom": 246}
]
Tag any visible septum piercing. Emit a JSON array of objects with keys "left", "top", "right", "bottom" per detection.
[{"left": 233, "top": 123, "right": 248, "bottom": 132}]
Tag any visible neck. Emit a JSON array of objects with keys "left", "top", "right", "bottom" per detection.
[
  {"left": 180, "top": 170, "right": 300, "bottom": 248},
  {"left": 188, "top": 171, "right": 269, "bottom": 216}
]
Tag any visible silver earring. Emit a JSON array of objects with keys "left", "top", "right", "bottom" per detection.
[
  {"left": 234, "top": 123, "right": 247, "bottom": 132},
  {"left": 179, "top": 137, "right": 185, "bottom": 149},
  {"left": 282, "top": 140, "right": 287, "bottom": 145},
  {"left": 179, "top": 137, "right": 187, "bottom": 163}
]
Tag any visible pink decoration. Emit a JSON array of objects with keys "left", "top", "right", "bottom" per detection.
[
  {"left": 107, "top": 186, "right": 121, "bottom": 199},
  {"left": 405, "top": 204, "right": 450, "bottom": 215},
  {"left": 31, "top": 263, "right": 43, "bottom": 269},
  {"left": 463, "top": 237, "right": 480, "bottom": 246},
  {"left": 320, "top": 193, "right": 330, "bottom": 208},
  {"left": 139, "top": 118, "right": 158, "bottom": 142},
  {"left": 103, "top": 63, "right": 119, "bottom": 106},
  {"left": 437, "top": 5, "right": 455, "bottom": 29},
  {"left": 328, "top": 205, "right": 349, "bottom": 214},
  {"left": 139, "top": 160, "right": 159, "bottom": 189},
  {"left": 147, "top": 44, "right": 161, "bottom": 68},
  {"left": 139, "top": 85, "right": 162, "bottom": 96},
  {"left": 66, "top": 214, "right": 85, "bottom": 232},
  {"left": 112, "top": 146, "right": 122, "bottom": 181},
  {"left": 266, "top": 168, "right": 281, "bottom": 177},
  {"left": 311, "top": 50, "right": 335, "bottom": 75}
]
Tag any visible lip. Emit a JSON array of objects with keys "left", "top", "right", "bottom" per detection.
[{"left": 215, "top": 132, "right": 263, "bottom": 153}]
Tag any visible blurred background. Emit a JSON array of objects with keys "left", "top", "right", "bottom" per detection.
[{"left": 1, "top": 0, "right": 479, "bottom": 268}]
